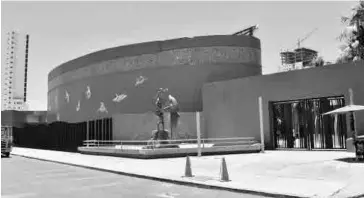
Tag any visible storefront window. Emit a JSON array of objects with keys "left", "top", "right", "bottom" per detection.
[{"left": 271, "top": 96, "right": 347, "bottom": 149}]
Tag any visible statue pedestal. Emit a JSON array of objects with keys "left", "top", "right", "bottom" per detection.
[
  {"left": 143, "top": 129, "right": 179, "bottom": 149},
  {"left": 152, "top": 129, "right": 169, "bottom": 141}
]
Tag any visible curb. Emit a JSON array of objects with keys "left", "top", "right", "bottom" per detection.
[{"left": 11, "top": 153, "right": 305, "bottom": 198}]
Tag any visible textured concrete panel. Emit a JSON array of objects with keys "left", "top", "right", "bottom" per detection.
[
  {"left": 48, "top": 35, "right": 261, "bottom": 80},
  {"left": 48, "top": 46, "right": 261, "bottom": 90}
]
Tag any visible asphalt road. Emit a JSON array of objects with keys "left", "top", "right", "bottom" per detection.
[{"left": 1, "top": 155, "right": 266, "bottom": 198}]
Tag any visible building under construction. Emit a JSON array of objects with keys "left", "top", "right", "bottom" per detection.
[
  {"left": 280, "top": 28, "right": 319, "bottom": 72},
  {"left": 280, "top": 47, "right": 318, "bottom": 71}
]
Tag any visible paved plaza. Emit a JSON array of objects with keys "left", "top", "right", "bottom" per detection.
[{"left": 8, "top": 147, "right": 364, "bottom": 198}]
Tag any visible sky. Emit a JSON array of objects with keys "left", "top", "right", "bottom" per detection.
[{"left": 1, "top": 1, "right": 358, "bottom": 110}]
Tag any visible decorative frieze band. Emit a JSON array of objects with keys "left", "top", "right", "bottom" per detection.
[{"left": 48, "top": 46, "right": 261, "bottom": 91}]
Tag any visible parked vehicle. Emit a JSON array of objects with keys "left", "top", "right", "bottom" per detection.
[{"left": 1, "top": 126, "right": 13, "bottom": 157}]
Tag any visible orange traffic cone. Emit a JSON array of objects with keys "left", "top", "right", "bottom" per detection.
[
  {"left": 220, "top": 157, "right": 230, "bottom": 182},
  {"left": 184, "top": 156, "right": 193, "bottom": 177}
]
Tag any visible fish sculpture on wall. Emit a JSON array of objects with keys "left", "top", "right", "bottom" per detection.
[
  {"left": 113, "top": 93, "right": 127, "bottom": 103},
  {"left": 85, "top": 86, "right": 91, "bottom": 99},
  {"left": 65, "top": 91, "right": 70, "bottom": 103},
  {"left": 135, "top": 75, "right": 148, "bottom": 87},
  {"left": 76, "top": 100, "right": 80, "bottom": 112},
  {"left": 97, "top": 102, "right": 108, "bottom": 114}
]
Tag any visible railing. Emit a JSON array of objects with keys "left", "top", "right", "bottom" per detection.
[{"left": 82, "top": 137, "right": 259, "bottom": 151}]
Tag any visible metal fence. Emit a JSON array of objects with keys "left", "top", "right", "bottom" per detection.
[
  {"left": 11, "top": 117, "right": 113, "bottom": 152},
  {"left": 13, "top": 121, "right": 88, "bottom": 152}
]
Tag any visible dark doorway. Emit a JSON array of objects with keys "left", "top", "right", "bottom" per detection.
[{"left": 271, "top": 96, "right": 347, "bottom": 150}]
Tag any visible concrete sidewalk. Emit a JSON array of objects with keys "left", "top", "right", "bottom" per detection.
[{"left": 11, "top": 147, "right": 364, "bottom": 198}]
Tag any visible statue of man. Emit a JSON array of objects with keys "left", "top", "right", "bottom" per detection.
[
  {"left": 152, "top": 88, "right": 180, "bottom": 140},
  {"left": 153, "top": 88, "right": 168, "bottom": 132},
  {"left": 164, "top": 94, "right": 180, "bottom": 131}
]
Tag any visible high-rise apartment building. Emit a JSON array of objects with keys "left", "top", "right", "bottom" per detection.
[{"left": 1, "top": 31, "right": 29, "bottom": 110}]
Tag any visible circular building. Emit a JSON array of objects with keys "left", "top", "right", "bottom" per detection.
[{"left": 47, "top": 35, "right": 262, "bottom": 123}]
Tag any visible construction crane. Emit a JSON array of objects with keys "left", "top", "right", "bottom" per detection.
[
  {"left": 280, "top": 28, "right": 319, "bottom": 70},
  {"left": 294, "top": 28, "right": 318, "bottom": 49}
]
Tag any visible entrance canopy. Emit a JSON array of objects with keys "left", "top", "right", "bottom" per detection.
[{"left": 322, "top": 105, "right": 364, "bottom": 115}]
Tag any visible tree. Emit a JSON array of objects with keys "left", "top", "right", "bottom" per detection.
[
  {"left": 337, "top": 0, "right": 364, "bottom": 63},
  {"left": 311, "top": 56, "right": 325, "bottom": 67}
]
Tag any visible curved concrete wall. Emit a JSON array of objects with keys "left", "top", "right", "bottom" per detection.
[{"left": 47, "top": 35, "right": 262, "bottom": 123}]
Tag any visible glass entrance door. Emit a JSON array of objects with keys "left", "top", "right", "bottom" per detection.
[{"left": 271, "top": 96, "right": 347, "bottom": 150}]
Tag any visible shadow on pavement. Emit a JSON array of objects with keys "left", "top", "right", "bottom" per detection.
[
  {"left": 335, "top": 157, "right": 364, "bottom": 163},
  {"left": 348, "top": 193, "right": 364, "bottom": 198}
]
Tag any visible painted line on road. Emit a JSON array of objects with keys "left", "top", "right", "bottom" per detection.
[
  {"left": 19, "top": 168, "right": 77, "bottom": 175},
  {"left": 154, "top": 192, "right": 180, "bottom": 198},
  {"left": 64, "top": 181, "right": 124, "bottom": 192},
  {"left": 12, "top": 153, "right": 308, "bottom": 198},
  {"left": 30, "top": 172, "right": 110, "bottom": 183},
  {"left": 1, "top": 193, "right": 38, "bottom": 198},
  {"left": 66, "top": 175, "right": 116, "bottom": 181},
  {"left": 27, "top": 175, "right": 114, "bottom": 186},
  {"left": 34, "top": 172, "right": 78, "bottom": 178},
  {"left": 161, "top": 183, "right": 175, "bottom": 188}
]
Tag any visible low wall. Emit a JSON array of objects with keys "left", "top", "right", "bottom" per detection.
[{"left": 78, "top": 144, "right": 261, "bottom": 159}]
